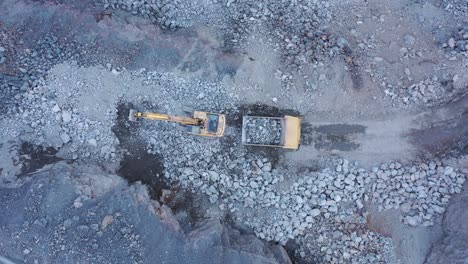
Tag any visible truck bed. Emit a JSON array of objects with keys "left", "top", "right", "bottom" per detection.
[
  {"left": 241, "top": 115, "right": 301, "bottom": 149},
  {"left": 242, "top": 116, "right": 283, "bottom": 146}
]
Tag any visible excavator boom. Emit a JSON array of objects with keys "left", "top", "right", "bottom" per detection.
[
  {"left": 128, "top": 109, "right": 226, "bottom": 137},
  {"left": 129, "top": 110, "right": 200, "bottom": 125}
]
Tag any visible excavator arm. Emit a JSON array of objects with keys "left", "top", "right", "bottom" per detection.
[{"left": 129, "top": 109, "right": 200, "bottom": 126}]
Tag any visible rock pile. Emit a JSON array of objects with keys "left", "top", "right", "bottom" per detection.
[
  {"left": 168, "top": 157, "right": 282, "bottom": 207},
  {"left": 295, "top": 215, "right": 395, "bottom": 263},
  {"left": 443, "top": 24, "right": 468, "bottom": 57},
  {"left": 396, "top": 78, "right": 446, "bottom": 106},
  {"left": 149, "top": 128, "right": 466, "bottom": 248},
  {"left": 103, "top": 0, "right": 183, "bottom": 30},
  {"left": 237, "top": 159, "right": 464, "bottom": 262},
  {"left": 134, "top": 70, "right": 238, "bottom": 113},
  {"left": 436, "top": 1, "right": 468, "bottom": 18},
  {"left": 370, "top": 161, "right": 465, "bottom": 227},
  {"left": 400, "top": 79, "right": 438, "bottom": 105},
  {"left": 233, "top": 0, "right": 335, "bottom": 67},
  {"left": 103, "top": 0, "right": 335, "bottom": 68},
  {"left": 1, "top": 34, "right": 83, "bottom": 115},
  {"left": 383, "top": 76, "right": 459, "bottom": 107},
  {"left": 244, "top": 117, "right": 281, "bottom": 145},
  {"left": 252, "top": 159, "right": 464, "bottom": 236},
  {"left": 9, "top": 68, "right": 119, "bottom": 161}
]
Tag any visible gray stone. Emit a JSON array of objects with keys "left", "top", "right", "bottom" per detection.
[
  {"left": 310, "top": 209, "right": 321, "bottom": 217},
  {"left": 262, "top": 162, "right": 272, "bottom": 172},
  {"left": 77, "top": 225, "right": 89, "bottom": 236},
  {"left": 209, "top": 171, "right": 220, "bottom": 182},
  {"left": 356, "top": 200, "right": 364, "bottom": 209},
  {"left": 328, "top": 205, "right": 338, "bottom": 213},
  {"left": 62, "top": 111, "right": 72, "bottom": 123},
  {"left": 88, "top": 139, "right": 98, "bottom": 147},
  {"left": 63, "top": 219, "right": 72, "bottom": 228},
  {"left": 444, "top": 166, "right": 454, "bottom": 175},
  {"left": 333, "top": 180, "right": 342, "bottom": 189},
  {"left": 52, "top": 104, "right": 61, "bottom": 113},
  {"left": 60, "top": 133, "right": 71, "bottom": 144},
  {"left": 448, "top": 38, "right": 455, "bottom": 48},
  {"left": 336, "top": 165, "right": 342, "bottom": 172},
  {"left": 296, "top": 196, "right": 304, "bottom": 204},
  {"left": 406, "top": 215, "right": 422, "bottom": 227},
  {"left": 403, "top": 34, "right": 416, "bottom": 46}
]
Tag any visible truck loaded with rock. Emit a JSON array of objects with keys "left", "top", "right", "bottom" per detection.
[
  {"left": 242, "top": 116, "right": 302, "bottom": 150},
  {"left": 0, "top": 0, "right": 467, "bottom": 264}
]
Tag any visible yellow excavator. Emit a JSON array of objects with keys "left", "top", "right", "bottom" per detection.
[{"left": 128, "top": 109, "right": 226, "bottom": 137}]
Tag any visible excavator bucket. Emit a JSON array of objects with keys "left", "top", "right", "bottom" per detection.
[{"left": 128, "top": 109, "right": 139, "bottom": 122}]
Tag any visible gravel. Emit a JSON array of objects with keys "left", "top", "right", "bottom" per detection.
[
  {"left": 443, "top": 24, "right": 468, "bottom": 57},
  {"left": 0, "top": 34, "right": 85, "bottom": 116},
  {"left": 5, "top": 65, "right": 120, "bottom": 161}
]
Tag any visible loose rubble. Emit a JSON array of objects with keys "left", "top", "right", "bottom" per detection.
[
  {"left": 7, "top": 68, "right": 119, "bottom": 161},
  {"left": 244, "top": 117, "right": 281, "bottom": 145},
  {"left": 443, "top": 24, "right": 468, "bottom": 58},
  {"left": 103, "top": 0, "right": 335, "bottom": 68},
  {"left": 0, "top": 34, "right": 85, "bottom": 115},
  {"left": 103, "top": 0, "right": 184, "bottom": 30},
  {"left": 384, "top": 78, "right": 451, "bottom": 106}
]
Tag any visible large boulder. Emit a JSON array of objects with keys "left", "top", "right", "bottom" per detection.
[
  {"left": 0, "top": 162, "right": 290, "bottom": 264},
  {"left": 425, "top": 181, "right": 468, "bottom": 263}
]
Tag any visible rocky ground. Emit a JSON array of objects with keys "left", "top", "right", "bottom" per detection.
[{"left": 0, "top": 0, "right": 467, "bottom": 264}]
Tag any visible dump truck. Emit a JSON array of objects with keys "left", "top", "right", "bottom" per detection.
[{"left": 241, "top": 115, "right": 302, "bottom": 150}]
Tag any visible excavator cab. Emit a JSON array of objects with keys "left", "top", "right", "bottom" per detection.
[
  {"left": 128, "top": 109, "right": 226, "bottom": 137},
  {"left": 189, "top": 111, "right": 225, "bottom": 137},
  {"left": 208, "top": 114, "right": 220, "bottom": 133}
]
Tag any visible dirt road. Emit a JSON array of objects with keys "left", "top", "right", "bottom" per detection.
[{"left": 288, "top": 94, "right": 468, "bottom": 165}]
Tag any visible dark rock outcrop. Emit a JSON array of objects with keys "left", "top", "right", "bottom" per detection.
[
  {"left": 425, "top": 181, "right": 468, "bottom": 264},
  {"left": 0, "top": 162, "right": 290, "bottom": 264}
]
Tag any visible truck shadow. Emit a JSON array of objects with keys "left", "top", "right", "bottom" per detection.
[
  {"left": 228, "top": 103, "right": 368, "bottom": 153},
  {"left": 301, "top": 123, "right": 366, "bottom": 151},
  {"left": 408, "top": 92, "right": 468, "bottom": 159}
]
